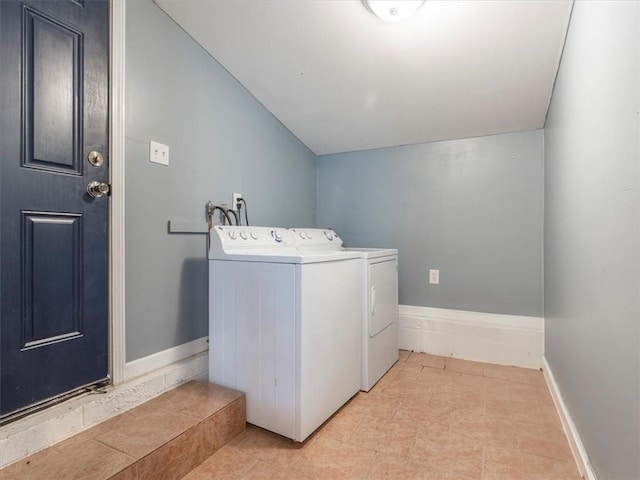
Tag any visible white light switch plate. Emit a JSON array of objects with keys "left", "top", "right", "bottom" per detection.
[
  {"left": 150, "top": 140, "right": 169, "bottom": 166},
  {"left": 429, "top": 269, "right": 440, "bottom": 285}
]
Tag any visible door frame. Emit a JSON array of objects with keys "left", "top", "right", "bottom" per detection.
[{"left": 109, "top": 0, "right": 126, "bottom": 385}]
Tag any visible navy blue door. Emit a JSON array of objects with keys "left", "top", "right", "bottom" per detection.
[{"left": 0, "top": 0, "right": 109, "bottom": 417}]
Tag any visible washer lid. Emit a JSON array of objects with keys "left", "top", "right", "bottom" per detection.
[{"left": 212, "top": 249, "right": 361, "bottom": 264}]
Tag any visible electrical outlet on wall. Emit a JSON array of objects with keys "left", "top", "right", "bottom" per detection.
[
  {"left": 232, "top": 193, "right": 243, "bottom": 210},
  {"left": 429, "top": 269, "right": 440, "bottom": 285}
]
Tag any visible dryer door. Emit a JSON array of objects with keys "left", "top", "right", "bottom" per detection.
[{"left": 368, "top": 258, "right": 398, "bottom": 337}]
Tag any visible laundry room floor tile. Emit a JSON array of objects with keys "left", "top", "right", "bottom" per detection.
[
  {"left": 183, "top": 350, "right": 581, "bottom": 480},
  {"left": 0, "top": 381, "right": 245, "bottom": 480},
  {"left": 8, "top": 352, "right": 578, "bottom": 480},
  {"left": 406, "top": 352, "right": 447, "bottom": 369},
  {"left": 0, "top": 439, "right": 136, "bottom": 480}
]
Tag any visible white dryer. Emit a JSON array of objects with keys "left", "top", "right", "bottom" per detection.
[
  {"left": 290, "top": 228, "right": 399, "bottom": 391},
  {"left": 208, "top": 226, "right": 362, "bottom": 442}
]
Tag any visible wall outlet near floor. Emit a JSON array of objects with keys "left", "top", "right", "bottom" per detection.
[
  {"left": 149, "top": 140, "right": 169, "bottom": 166},
  {"left": 429, "top": 269, "right": 440, "bottom": 285}
]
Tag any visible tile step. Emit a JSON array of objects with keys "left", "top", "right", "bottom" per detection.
[{"left": 0, "top": 381, "right": 246, "bottom": 480}]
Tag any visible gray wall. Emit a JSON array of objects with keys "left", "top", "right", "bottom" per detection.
[
  {"left": 544, "top": 1, "right": 640, "bottom": 479},
  {"left": 125, "top": 0, "right": 316, "bottom": 361},
  {"left": 317, "top": 130, "right": 544, "bottom": 317}
]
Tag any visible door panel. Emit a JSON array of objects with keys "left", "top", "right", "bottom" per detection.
[
  {"left": 0, "top": 0, "right": 109, "bottom": 417},
  {"left": 23, "top": 212, "right": 83, "bottom": 347},
  {"left": 26, "top": 6, "right": 82, "bottom": 172}
]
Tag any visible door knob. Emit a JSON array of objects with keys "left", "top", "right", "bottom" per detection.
[{"left": 87, "top": 181, "right": 110, "bottom": 198}]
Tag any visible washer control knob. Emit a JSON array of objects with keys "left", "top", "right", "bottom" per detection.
[
  {"left": 299, "top": 231, "right": 307, "bottom": 239},
  {"left": 324, "top": 231, "right": 334, "bottom": 241},
  {"left": 250, "top": 231, "right": 258, "bottom": 240},
  {"left": 228, "top": 231, "right": 237, "bottom": 240},
  {"left": 239, "top": 231, "right": 248, "bottom": 240},
  {"left": 272, "top": 230, "right": 283, "bottom": 243},
  {"left": 306, "top": 231, "right": 313, "bottom": 239}
]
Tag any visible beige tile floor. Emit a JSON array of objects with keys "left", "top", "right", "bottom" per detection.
[
  {"left": 184, "top": 351, "right": 581, "bottom": 480},
  {"left": 0, "top": 382, "right": 245, "bottom": 480}
]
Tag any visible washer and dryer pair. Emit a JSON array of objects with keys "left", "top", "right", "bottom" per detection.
[
  {"left": 208, "top": 226, "right": 398, "bottom": 442},
  {"left": 290, "top": 228, "right": 399, "bottom": 392}
]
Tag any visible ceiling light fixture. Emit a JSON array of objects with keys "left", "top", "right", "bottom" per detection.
[{"left": 363, "top": 0, "right": 426, "bottom": 23}]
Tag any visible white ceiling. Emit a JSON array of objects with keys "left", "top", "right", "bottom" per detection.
[{"left": 155, "top": 0, "right": 573, "bottom": 156}]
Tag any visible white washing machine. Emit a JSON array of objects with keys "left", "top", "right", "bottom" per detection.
[
  {"left": 290, "top": 228, "right": 399, "bottom": 391},
  {"left": 208, "top": 226, "right": 362, "bottom": 442}
]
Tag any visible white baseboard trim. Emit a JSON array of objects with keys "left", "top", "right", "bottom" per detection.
[
  {"left": 124, "top": 336, "right": 209, "bottom": 382},
  {"left": 0, "top": 344, "right": 209, "bottom": 469},
  {"left": 399, "top": 305, "right": 544, "bottom": 369},
  {"left": 542, "top": 356, "right": 597, "bottom": 480}
]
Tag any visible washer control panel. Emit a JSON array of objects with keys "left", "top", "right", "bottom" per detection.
[
  {"left": 289, "top": 228, "right": 343, "bottom": 248},
  {"left": 211, "top": 226, "right": 296, "bottom": 252}
]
